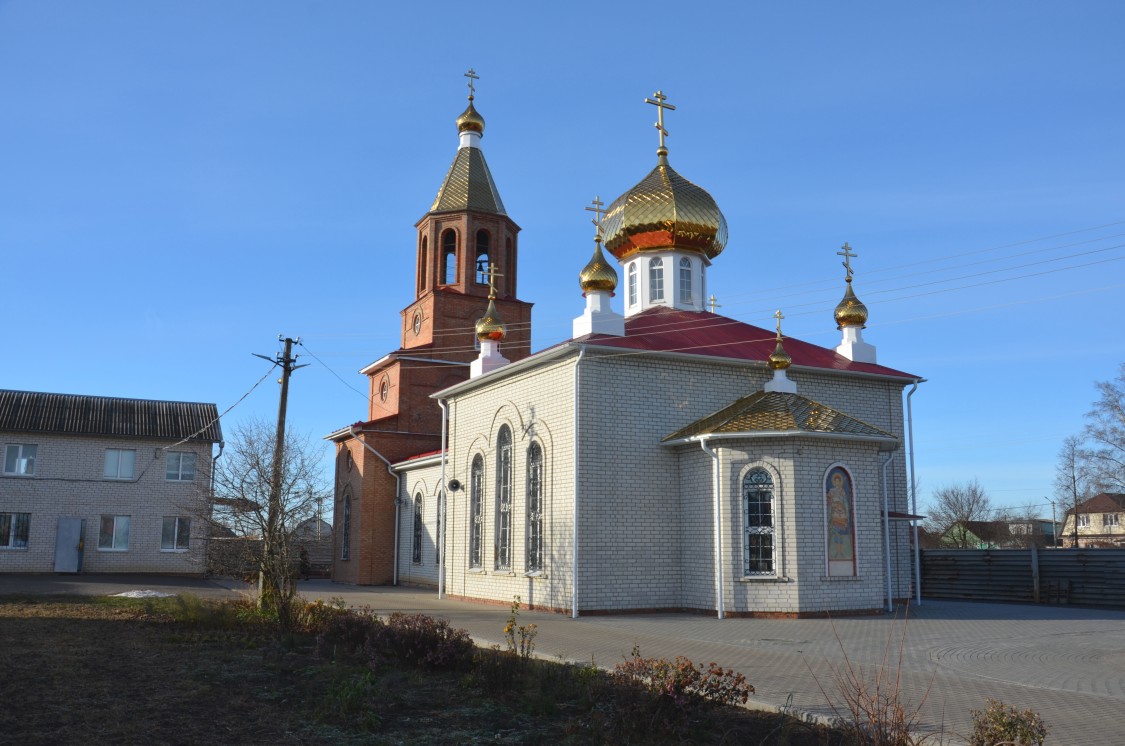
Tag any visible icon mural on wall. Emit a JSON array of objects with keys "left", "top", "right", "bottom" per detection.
[{"left": 825, "top": 466, "right": 857, "bottom": 576}]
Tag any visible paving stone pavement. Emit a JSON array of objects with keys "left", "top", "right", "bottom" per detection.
[{"left": 4, "top": 574, "right": 1123, "bottom": 744}]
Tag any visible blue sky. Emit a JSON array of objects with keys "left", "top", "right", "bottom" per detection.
[{"left": 3, "top": 1, "right": 1123, "bottom": 520}]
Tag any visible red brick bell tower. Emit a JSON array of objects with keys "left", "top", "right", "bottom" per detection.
[{"left": 329, "top": 76, "right": 533, "bottom": 585}]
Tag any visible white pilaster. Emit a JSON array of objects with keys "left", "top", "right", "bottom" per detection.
[
  {"left": 836, "top": 326, "right": 877, "bottom": 364},
  {"left": 764, "top": 368, "right": 798, "bottom": 393},
  {"left": 470, "top": 339, "right": 509, "bottom": 378},
  {"left": 573, "top": 290, "right": 625, "bottom": 338}
]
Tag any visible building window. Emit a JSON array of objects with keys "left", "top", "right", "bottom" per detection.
[
  {"left": 341, "top": 495, "right": 351, "bottom": 560},
  {"left": 103, "top": 449, "right": 136, "bottom": 480},
  {"left": 627, "top": 263, "right": 637, "bottom": 306},
  {"left": 679, "top": 257, "right": 693, "bottom": 303},
  {"left": 649, "top": 258, "right": 664, "bottom": 302},
  {"left": 99, "top": 515, "right": 130, "bottom": 551},
  {"left": 3, "top": 444, "right": 36, "bottom": 476},
  {"left": 0, "top": 513, "right": 30, "bottom": 549},
  {"left": 469, "top": 455, "right": 484, "bottom": 569},
  {"left": 161, "top": 516, "right": 191, "bottom": 551},
  {"left": 526, "top": 442, "right": 544, "bottom": 573},
  {"left": 825, "top": 466, "right": 857, "bottom": 577},
  {"left": 412, "top": 493, "right": 423, "bottom": 564},
  {"left": 743, "top": 468, "right": 775, "bottom": 576},
  {"left": 475, "top": 229, "right": 491, "bottom": 284},
  {"left": 419, "top": 235, "right": 428, "bottom": 293},
  {"left": 380, "top": 376, "right": 390, "bottom": 402},
  {"left": 1103, "top": 513, "right": 1120, "bottom": 528},
  {"left": 441, "top": 229, "right": 457, "bottom": 284},
  {"left": 166, "top": 452, "right": 196, "bottom": 481},
  {"left": 1077, "top": 514, "right": 1091, "bottom": 528},
  {"left": 495, "top": 425, "right": 512, "bottom": 570},
  {"left": 435, "top": 491, "right": 443, "bottom": 565}
]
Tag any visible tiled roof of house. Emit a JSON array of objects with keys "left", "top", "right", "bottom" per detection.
[
  {"left": 1064, "top": 492, "right": 1125, "bottom": 517},
  {"left": 0, "top": 389, "right": 222, "bottom": 442},
  {"left": 580, "top": 306, "right": 917, "bottom": 379},
  {"left": 663, "top": 390, "right": 896, "bottom": 444}
]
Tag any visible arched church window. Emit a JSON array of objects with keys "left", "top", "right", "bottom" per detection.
[
  {"left": 435, "top": 490, "right": 443, "bottom": 565},
  {"left": 526, "top": 442, "right": 544, "bottom": 573},
  {"left": 475, "top": 230, "right": 491, "bottom": 285},
  {"left": 506, "top": 238, "right": 513, "bottom": 294},
  {"left": 341, "top": 493, "right": 351, "bottom": 560},
  {"left": 495, "top": 425, "right": 512, "bottom": 570},
  {"left": 627, "top": 263, "right": 638, "bottom": 306},
  {"left": 649, "top": 257, "right": 665, "bottom": 302},
  {"left": 441, "top": 229, "right": 457, "bottom": 284},
  {"left": 469, "top": 455, "right": 484, "bottom": 569},
  {"left": 420, "top": 236, "right": 428, "bottom": 293},
  {"left": 412, "top": 492, "right": 423, "bottom": 565},
  {"left": 679, "top": 257, "right": 693, "bottom": 303},
  {"left": 743, "top": 468, "right": 775, "bottom": 576}
]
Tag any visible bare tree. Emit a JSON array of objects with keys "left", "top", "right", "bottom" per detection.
[
  {"left": 924, "top": 479, "right": 995, "bottom": 548},
  {"left": 1055, "top": 434, "right": 1093, "bottom": 547},
  {"left": 1084, "top": 363, "right": 1125, "bottom": 494},
  {"left": 210, "top": 418, "right": 330, "bottom": 618}
]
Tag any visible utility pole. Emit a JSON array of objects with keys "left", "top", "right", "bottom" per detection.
[
  {"left": 253, "top": 336, "right": 306, "bottom": 609},
  {"left": 1044, "top": 496, "right": 1058, "bottom": 548}
]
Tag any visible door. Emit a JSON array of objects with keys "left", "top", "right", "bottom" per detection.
[{"left": 54, "top": 518, "right": 85, "bottom": 573}]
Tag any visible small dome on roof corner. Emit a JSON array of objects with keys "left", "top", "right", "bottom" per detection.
[
  {"left": 768, "top": 339, "right": 792, "bottom": 371},
  {"left": 579, "top": 242, "right": 619, "bottom": 293},
  {"left": 834, "top": 280, "right": 869, "bottom": 329},
  {"left": 601, "top": 157, "right": 728, "bottom": 262},
  {"left": 475, "top": 298, "right": 505, "bottom": 341},
  {"left": 456, "top": 100, "right": 485, "bottom": 134}
]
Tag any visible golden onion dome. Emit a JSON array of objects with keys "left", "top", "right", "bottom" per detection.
[
  {"left": 475, "top": 297, "right": 505, "bottom": 341},
  {"left": 834, "top": 280, "right": 869, "bottom": 329},
  {"left": 767, "top": 338, "right": 792, "bottom": 370},
  {"left": 579, "top": 242, "right": 618, "bottom": 293},
  {"left": 456, "top": 99, "right": 485, "bottom": 134},
  {"left": 601, "top": 155, "right": 728, "bottom": 261}
]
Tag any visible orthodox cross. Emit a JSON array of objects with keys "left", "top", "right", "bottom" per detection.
[
  {"left": 644, "top": 90, "right": 676, "bottom": 151},
  {"left": 464, "top": 68, "right": 479, "bottom": 100},
  {"left": 837, "top": 241, "right": 857, "bottom": 281},
  {"left": 709, "top": 294, "right": 721, "bottom": 314},
  {"left": 774, "top": 309, "right": 785, "bottom": 340},
  {"left": 585, "top": 195, "right": 606, "bottom": 238},
  {"left": 483, "top": 262, "right": 504, "bottom": 298}
]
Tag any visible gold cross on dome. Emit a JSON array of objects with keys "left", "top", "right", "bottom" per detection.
[
  {"left": 482, "top": 262, "right": 504, "bottom": 298},
  {"left": 774, "top": 309, "right": 785, "bottom": 339},
  {"left": 464, "top": 68, "right": 479, "bottom": 99},
  {"left": 585, "top": 195, "right": 606, "bottom": 237},
  {"left": 709, "top": 294, "right": 721, "bottom": 314},
  {"left": 645, "top": 90, "right": 676, "bottom": 151},
  {"left": 837, "top": 241, "right": 858, "bottom": 281}
]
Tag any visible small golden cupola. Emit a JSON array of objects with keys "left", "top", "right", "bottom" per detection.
[
  {"left": 456, "top": 98, "right": 485, "bottom": 135},
  {"left": 573, "top": 196, "right": 625, "bottom": 338},
  {"left": 471, "top": 268, "right": 511, "bottom": 378},
  {"left": 833, "top": 243, "right": 877, "bottom": 364},
  {"left": 601, "top": 91, "right": 728, "bottom": 317},
  {"left": 764, "top": 310, "right": 798, "bottom": 393}
]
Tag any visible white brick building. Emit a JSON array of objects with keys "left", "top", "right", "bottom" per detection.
[
  {"left": 0, "top": 390, "right": 222, "bottom": 574},
  {"left": 331, "top": 86, "right": 923, "bottom": 617}
]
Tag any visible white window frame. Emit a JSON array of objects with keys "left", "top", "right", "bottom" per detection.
[
  {"left": 103, "top": 449, "right": 136, "bottom": 480},
  {"left": 166, "top": 451, "right": 196, "bottom": 481},
  {"left": 495, "top": 425, "right": 513, "bottom": 571},
  {"left": 412, "top": 493, "right": 423, "bottom": 565},
  {"left": 627, "top": 262, "right": 638, "bottom": 307},
  {"left": 469, "top": 455, "right": 484, "bottom": 569},
  {"left": 99, "top": 515, "right": 130, "bottom": 551},
  {"left": 649, "top": 257, "right": 665, "bottom": 302},
  {"left": 525, "top": 441, "right": 544, "bottom": 574},
  {"left": 678, "top": 257, "right": 693, "bottom": 304},
  {"left": 1103, "top": 513, "right": 1120, "bottom": 528},
  {"left": 4, "top": 444, "right": 37, "bottom": 476},
  {"left": 0, "top": 513, "right": 30, "bottom": 549},
  {"left": 161, "top": 516, "right": 191, "bottom": 551},
  {"left": 1077, "top": 514, "right": 1091, "bottom": 528},
  {"left": 742, "top": 466, "right": 777, "bottom": 577}
]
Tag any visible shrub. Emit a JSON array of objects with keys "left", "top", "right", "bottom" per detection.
[
  {"left": 612, "top": 647, "right": 753, "bottom": 707},
  {"left": 315, "top": 609, "right": 381, "bottom": 662},
  {"left": 970, "top": 698, "right": 1048, "bottom": 746},
  {"left": 292, "top": 597, "right": 349, "bottom": 634},
  {"left": 366, "top": 612, "right": 474, "bottom": 671},
  {"left": 503, "top": 596, "right": 538, "bottom": 659}
]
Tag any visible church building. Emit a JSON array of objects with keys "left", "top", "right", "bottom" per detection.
[{"left": 327, "top": 78, "right": 922, "bottom": 617}]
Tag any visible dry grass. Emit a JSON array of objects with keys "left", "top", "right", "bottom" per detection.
[{"left": 0, "top": 594, "right": 848, "bottom": 745}]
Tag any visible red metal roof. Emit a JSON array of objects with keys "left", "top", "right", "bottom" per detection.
[
  {"left": 395, "top": 449, "right": 444, "bottom": 465},
  {"left": 579, "top": 307, "right": 916, "bottom": 379}
]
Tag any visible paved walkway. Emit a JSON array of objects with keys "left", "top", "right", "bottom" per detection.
[{"left": 4, "top": 574, "right": 1123, "bottom": 743}]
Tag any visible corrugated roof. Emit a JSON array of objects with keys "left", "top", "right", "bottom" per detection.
[
  {"left": 0, "top": 389, "right": 222, "bottom": 442},
  {"left": 429, "top": 146, "right": 507, "bottom": 215},
  {"left": 663, "top": 390, "right": 896, "bottom": 443},
  {"left": 581, "top": 306, "right": 917, "bottom": 379}
]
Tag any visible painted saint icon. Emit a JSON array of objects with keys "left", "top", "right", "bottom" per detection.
[{"left": 825, "top": 467, "right": 856, "bottom": 576}]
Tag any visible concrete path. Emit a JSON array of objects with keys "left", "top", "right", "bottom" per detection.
[{"left": 4, "top": 574, "right": 1123, "bottom": 743}]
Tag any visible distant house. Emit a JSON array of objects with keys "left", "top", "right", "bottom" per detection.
[
  {"left": 1060, "top": 493, "right": 1125, "bottom": 548},
  {"left": 0, "top": 389, "right": 222, "bottom": 574},
  {"left": 940, "top": 520, "right": 1011, "bottom": 549}
]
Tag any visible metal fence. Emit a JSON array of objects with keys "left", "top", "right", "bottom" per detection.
[{"left": 921, "top": 548, "right": 1125, "bottom": 608}]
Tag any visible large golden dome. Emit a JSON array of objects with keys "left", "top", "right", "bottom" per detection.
[
  {"left": 579, "top": 242, "right": 618, "bottom": 293},
  {"left": 456, "top": 100, "right": 485, "bottom": 134},
  {"left": 601, "top": 155, "right": 728, "bottom": 261},
  {"left": 834, "top": 281, "right": 869, "bottom": 329}
]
